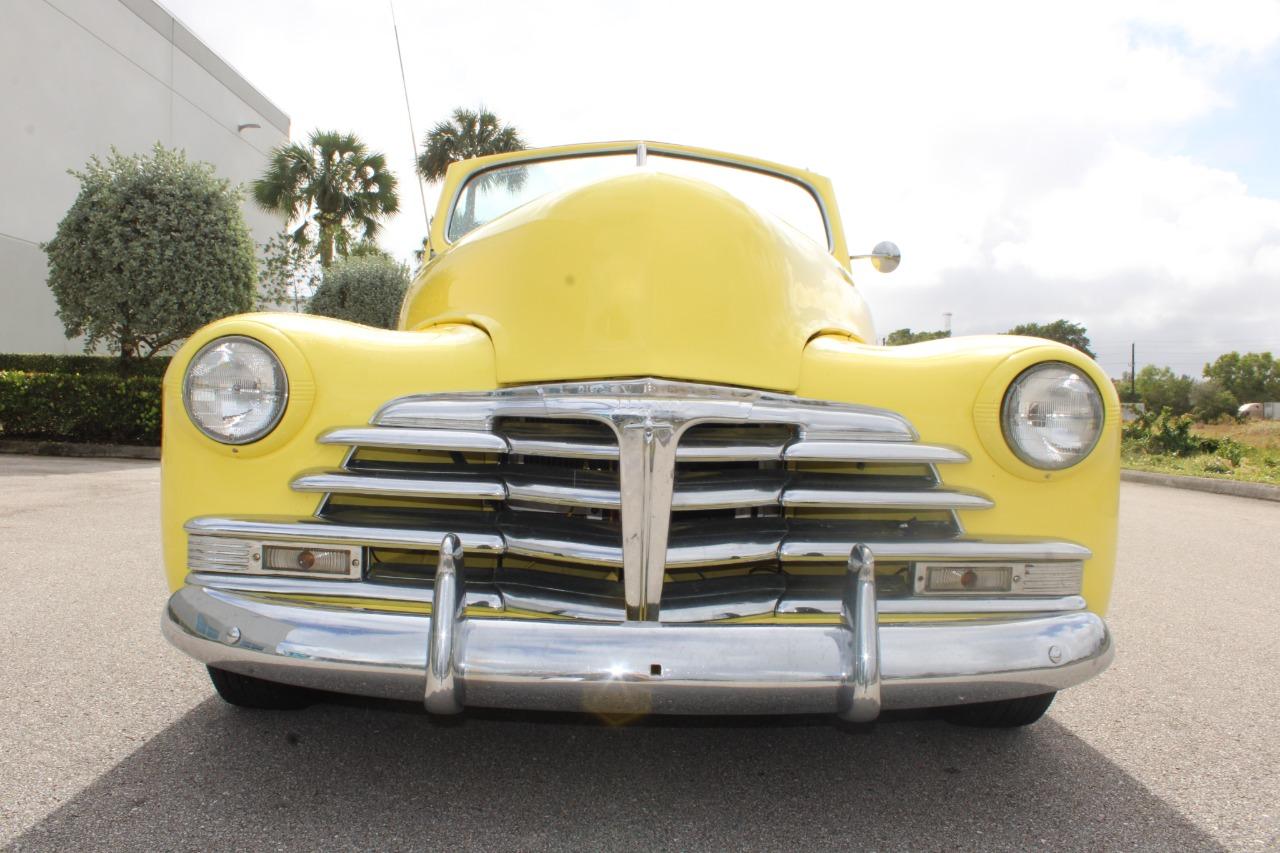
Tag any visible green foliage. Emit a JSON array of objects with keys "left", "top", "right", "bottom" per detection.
[
  {"left": 43, "top": 144, "right": 256, "bottom": 358},
  {"left": 0, "top": 371, "right": 161, "bottom": 444},
  {"left": 253, "top": 130, "right": 399, "bottom": 267},
  {"left": 0, "top": 353, "right": 170, "bottom": 377},
  {"left": 1202, "top": 351, "right": 1280, "bottom": 403},
  {"left": 1006, "top": 319, "right": 1096, "bottom": 358},
  {"left": 258, "top": 231, "right": 319, "bottom": 311},
  {"left": 1113, "top": 375, "right": 1139, "bottom": 403},
  {"left": 416, "top": 107, "right": 526, "bottom": 182},
  {"left": 1123, "top": 408, "right": 1222, "bottom": 458},
  {"left": 1190, "top": 379, "right": 1239, "bottom": 422},
  {"left": 1134, "top": 365, "right": 1193, "bottom": 415},
  {"left": 307, "top": 255, "right": 410, "bottom": 329},
  {"left": 884, "top": 328, "right": 950, "bottom": 345}
]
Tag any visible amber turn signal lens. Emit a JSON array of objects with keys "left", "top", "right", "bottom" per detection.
[
  {"left": 263, "top": 545, "right": 351, "bottom": 576},
  {"left": 924, "top": 565, "right": 1013, "bottom": 593}
]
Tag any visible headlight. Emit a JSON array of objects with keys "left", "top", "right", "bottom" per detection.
[
  {"left": 182, "top": 336, "right": 288, "bottom": 444},
  {"left": 1001, "top": 362, "right": 1103, "bottom": 470}
]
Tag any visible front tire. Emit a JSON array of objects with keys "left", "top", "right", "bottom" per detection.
[
  {"left": 207, "top": 666, "right": 315, "bottom": 710},
  {"left": 943, "top": 692, "right": 1055, "bottom": 728}
]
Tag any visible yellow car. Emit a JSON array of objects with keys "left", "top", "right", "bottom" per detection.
[{"left": 161, "top": 141, "right": 1116, "bottom": 726}]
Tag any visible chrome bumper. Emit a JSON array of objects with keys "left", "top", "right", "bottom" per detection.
[{"left": 163, "top": 544, "right": 1113, "bottom": 719}]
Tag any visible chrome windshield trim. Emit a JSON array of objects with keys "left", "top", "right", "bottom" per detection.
[{"left": 438, "top": 141, "right": 837, "bottom": 251}]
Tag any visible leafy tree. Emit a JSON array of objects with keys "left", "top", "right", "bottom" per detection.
[
  {"left": 1113, "top": 374, "right": 1139, "bottom": 404},
  {"left": 253, "top": 130, "right": 399, "bottom": 267},
  {"left": 258, "top": 231, "right": 319, "bottom": 312},
  {"left": 1202, "top": 351, "right": 1280, "bottom": 402},
  {"left": 43, "top": 144, "right": 255, "bottom": 358},
  {"left": 307, "top": 254, "right": 410, "bottom": 329},
  {"left": 884, "top": 328, "right": 950, "bottom": 345},
  {"left": 1190, "top": 379, "right": 1238, "bottom": 422},
  {"left": 1135, "top": 365, "right": 1193, "bottom": 415},
  {"left": 1006, "top": 319, "right": 1096, "bottom": 358},
  {"left": 417, "top": 107, "right": 526, "bottom": 232}
]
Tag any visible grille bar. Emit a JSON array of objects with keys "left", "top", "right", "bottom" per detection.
[
  {"left": 187, "top": 515, "right": 1091, "bottom": 568},
  {"left": 295, "top": 468, "right": 991, "bottom": 513}
]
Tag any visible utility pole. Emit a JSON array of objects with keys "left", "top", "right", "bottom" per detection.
[
  {"left": 943, "top": 312, "right": 953, "bottom": 336},
  {"left": 1130, "top": 343, "right": 1136, "bottom": 398}
]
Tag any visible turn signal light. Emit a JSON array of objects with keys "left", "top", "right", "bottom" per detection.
[
  {"left": 263, "top": 545, "right": 352, "bottom": 576},
  {"left": 923, "top": 564, "right": 1013, "bottom": 593}
]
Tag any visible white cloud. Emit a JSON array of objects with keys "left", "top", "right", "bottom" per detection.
[{"left": 158, "top": 0, "right": 1280, "bottom": 374}]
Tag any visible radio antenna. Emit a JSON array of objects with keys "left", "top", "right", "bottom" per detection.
[{"left": 390, "top": 0, "right": 430, "bottom": 233}]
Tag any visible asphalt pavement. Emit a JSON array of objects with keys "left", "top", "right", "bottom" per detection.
[{"left": 1, "top": 455, "right": 1276, "bottom": 851}]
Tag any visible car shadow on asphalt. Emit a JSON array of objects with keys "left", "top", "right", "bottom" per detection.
[{"left": 13, "top": 693, "right": 1221, "bottom": 852}]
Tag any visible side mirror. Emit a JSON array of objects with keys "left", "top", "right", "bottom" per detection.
[{"left": 851, "top": 241, "right": 900, "bottom": 273}]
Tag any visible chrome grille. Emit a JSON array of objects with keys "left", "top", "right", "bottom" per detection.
[{"left": 275, "top": 378, "right": 1072, "bottom": 619}]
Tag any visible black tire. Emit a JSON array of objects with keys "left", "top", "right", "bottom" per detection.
[
  {"left": 207, "top": 666, "right": 315, "bottom": 710},
  {"left": 943, "top": 692, "right": 1056, "bottom": 728}
]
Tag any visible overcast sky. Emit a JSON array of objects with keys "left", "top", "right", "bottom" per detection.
[{"left": 161, "top": 0, "right": 1280, "bottom": 378}]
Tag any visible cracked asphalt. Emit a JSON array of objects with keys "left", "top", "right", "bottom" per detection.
[{"left": 1, "top": 455, "right": 1276, "bottom": 851}]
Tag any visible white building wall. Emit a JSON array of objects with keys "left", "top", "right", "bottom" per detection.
[{"left": 0, "top": 0, "right": 289, "bottom": 354}]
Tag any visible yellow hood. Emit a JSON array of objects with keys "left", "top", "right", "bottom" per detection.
[{"left": 402, "top": 172, "right": 874, "bottom": 392}]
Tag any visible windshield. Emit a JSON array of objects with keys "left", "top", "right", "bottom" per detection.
[{"left": 445, "top": 151, "right": 829, "bottom": 247}]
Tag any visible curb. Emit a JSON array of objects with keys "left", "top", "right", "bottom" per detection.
[
  {"left": 1121, "top": 469, "right": 1280, "bottom": 503},
  {"left": 0, "top": 439, "right": 159, "bottom": 461}
]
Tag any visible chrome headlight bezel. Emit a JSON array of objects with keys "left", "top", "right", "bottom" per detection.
[
  {"left": 1000, "top": 361, "right": 1104, "bottom": 470},
  {"left": 182, "top": 335, "right": 289, "bottom": 445}
]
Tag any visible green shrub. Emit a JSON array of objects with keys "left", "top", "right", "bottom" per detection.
[
  {"left": 0, "top": 371, "right": 161, "bottom": 445},
  {"left": 1189, "top": 379, "right": 1238, "bottom": 422},
  {"left": 1123, "top": 408, "right": 1216, "bottom": 457},
  {"left": 43, "top": 144, "right": 256, "bottom": 358},
  {"left": 1215, "top": 437, "right": 1246, "bottom": 467},
  {"left": 0, "top": 353, "right": 170, "bottom": 377},
  {"left": 307, "top": 254, "right": 409, "bottom": 329}
]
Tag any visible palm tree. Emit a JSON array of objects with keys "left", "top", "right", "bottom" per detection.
[
  {"left": 417, "top": 108, "right": 526, "bottom": 231},
  {"left": 253, "top": 130, "right": 399, "bottom": 266}
]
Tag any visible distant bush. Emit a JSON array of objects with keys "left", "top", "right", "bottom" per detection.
[
  {"left": 307, "top": 254, "right": 409, "bottom": 329},
  {"left": 1123, "top": 407, "right": 1241, "bottom": 467},
  {"left": 0, "top": 371, "right": 161, "bottom": 445},
  {"left": 0, "top": 353, "right": 170, "bottom": 377},
  {"left": 1190, "top": 379, "right": 1238, "bottom": 423},
  {"left": 1122, "top": 408, "right": 1213, "bottom": 457}
]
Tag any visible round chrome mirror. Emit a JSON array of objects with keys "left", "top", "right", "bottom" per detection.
[{"left": 852, "top": 241, "right": 901, "bottom": 273}]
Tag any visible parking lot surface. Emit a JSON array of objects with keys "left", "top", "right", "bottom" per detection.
[{"left": 1, "top": 455, "right": 1276, "bottom": 851}]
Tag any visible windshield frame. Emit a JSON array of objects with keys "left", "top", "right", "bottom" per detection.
[{"left": 430, "top": 141, "right": 845, "bottom": 260}]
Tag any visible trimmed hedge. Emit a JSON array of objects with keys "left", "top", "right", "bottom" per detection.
[
  {"left": 0, "top": 371, "right": 162, "bottom": 445},
  {"left": 0, "top": 353, "right": 170, "bottom": 377}
]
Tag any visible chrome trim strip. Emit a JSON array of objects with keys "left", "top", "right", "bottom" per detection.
[
  {"left": 186, "top": 571, "right": 1087, "bottom": 622},
  {"left": 780, "top": 537, "right": 1092, "bottom": 563},
  {"left": 504, "top": 475, "right": 619, "bottom": 509},
  {"left": 320, "top": 426, "right": 508, "bottom": 453},
  {"left": 371, "top": 379, "right": 917, "bottom": 441},
  {"left": 292, "top": 470, "right": 505, "bottom": 501},
  {"left": 780, "top": 485, "right": 993, "bottom": 511},
  {"left": 185, "top": 516, "right": 506, "bottom": 553},
  {"left": 784, "top": 440, "right": 969, "bottom": 464},
  {"left": 188, "top": 516, "right": 1089, "bottom": 572},
  {"left": 164, "top": 584, "right": 1114, "bottom": 715}
]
